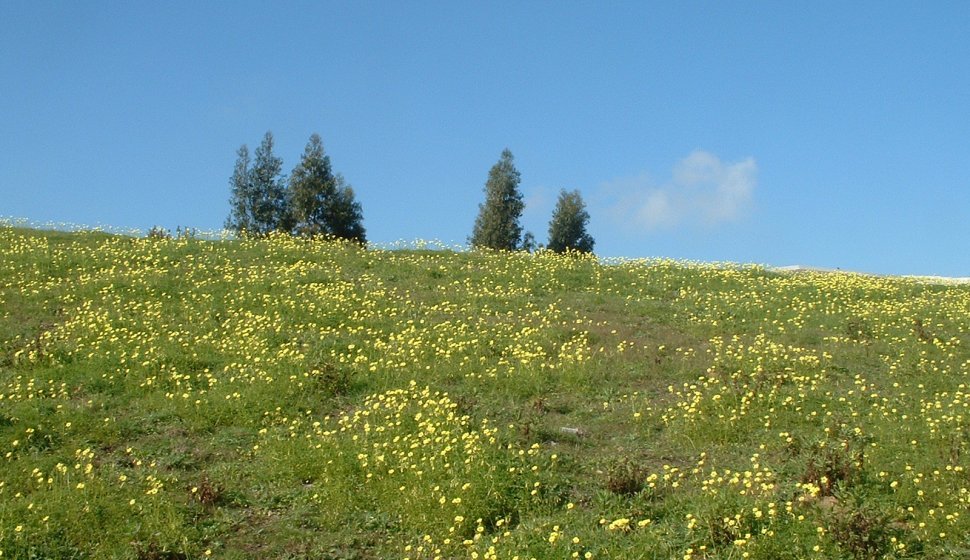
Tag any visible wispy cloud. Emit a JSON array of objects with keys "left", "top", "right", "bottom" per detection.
[
  {"left": 522, "top": 186, "right": 554, "bottom": 217},
  {"left": 521, "top": 185, "right": 556, "bottom": 233},
  {"left": 602, "top": 151, "right": 757, "bottom": 231}
]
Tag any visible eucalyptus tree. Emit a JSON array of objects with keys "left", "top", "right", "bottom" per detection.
[
  {"left": 470, "top": 149, "right": 525, "bottom": 250},
  {"left": 547, "top": 189, "right": 594, "bottom": 253}
]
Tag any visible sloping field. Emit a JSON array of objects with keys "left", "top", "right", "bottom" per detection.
[{"left": 1, "top": 227, "right": 969, "bottom": 559}]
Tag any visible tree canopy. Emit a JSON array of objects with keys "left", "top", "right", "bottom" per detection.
[
  {"left": 288, "top": 133, "right": 365, "bottom": 242},
  {"left": 225, "top": 132, "right": 291, "bottom": 236},
  {"left": 289, "top": 133, "right": 337, "bottom": 236},
  {"left": 547, "top": 189, "right": 594, "bottom": 254},
  {"left": 470, "top": 149, "right": 525, "bottom": 251},
  {"left": 227, "top": 132, "right": 365, "bottom": 242},
  {"left": 324, "top": 176, "right": 366, "bottom": 243},
  {"left": 225, "top": 137, "right": 602, "bottom": 253},
  {"left": 225, "top": 145, "right": 253, "bottom": 234}
]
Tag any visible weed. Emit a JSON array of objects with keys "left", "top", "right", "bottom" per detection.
[
  {"left": 828, "top": 494, "right": 898, "bottom": 560},
  {"left": 146, "top": 226, "right": 172, "bottom": 240},
  {"left": 801, "top": 424, "right": 869, "bottom": 496},
  {"left": 845, "top": 317, "right": 874, "bottom": 342},
  {"left": 134, "top": 543, "right": 188, "bottom": 560},
  {"left": 605, "top": 458, "right": 646, "bottom": 496},
  {"left": 308, "top": 360, "right": 353, "bottom": 396},
  {"left": 190, "top": 476, "right": 224, "bottom": 508}
]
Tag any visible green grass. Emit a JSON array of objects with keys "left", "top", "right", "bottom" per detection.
[{"left": 1, "top": 226, "right": 969, "bottom": 559}]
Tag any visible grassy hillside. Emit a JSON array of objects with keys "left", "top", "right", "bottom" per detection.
[{"left": 1, "top": 227, "right": 969, "bottom": 559}]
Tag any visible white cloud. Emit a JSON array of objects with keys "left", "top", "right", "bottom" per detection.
[
  {"left": 603, "top": 151, "right": 757, "bottom": 231},
  {"left": 636, "top": 190, "right": 677, "bottom": 229}
]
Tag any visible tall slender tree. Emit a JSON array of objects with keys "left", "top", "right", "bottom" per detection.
[
  {"left": 249, "top": 131, "right": 291, "bottom": 235},
  {"left": 326, "top": 175, "right": 367, "bottom": 243},
  {"left": 470, "top": 149, "right": 525, "bottom": 250},
  {"left": 225, "top": 145, "right": 253, "bottom": 234},
  {"left": 288, "top": 133, "right": 337, "bottom": 236},
  {"left": 287, "top": 133, "right": 366, "bottom": 242},
  {"left": 521, "top": 231, "right": 537, "bottom": 253},
  {"left": 547, "top": 189, "right": 594, "bottom": 254}
]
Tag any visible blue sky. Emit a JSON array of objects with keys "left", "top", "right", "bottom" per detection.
[{"left": 2, "top": 1, "right": 968, "bottom": 276}]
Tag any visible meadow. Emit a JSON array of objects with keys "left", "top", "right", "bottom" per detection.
[{"left": 1, "top": 226, "right": 968, "bottom": 559}]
